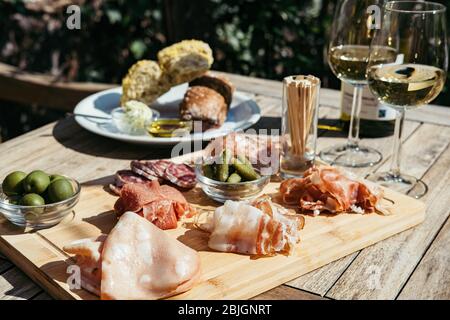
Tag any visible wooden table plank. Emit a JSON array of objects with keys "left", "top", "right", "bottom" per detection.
[
  {"left": 252, "top": 285, "right": 327, "bottom": 300},
  {"left": 0, "top": 267, "right": 43, "bottom": 300},
  {"left": 32, "top": 291, "right": 53, "bottom": 300},
  {"left": 398, "top": 214, "right": 450, "bottom": 300},
  {"left": 326, "top": 141, "right": 450, "bottom": 299},
  {"left": 0, "top": 258, "right": 12, "bottom": 273}
]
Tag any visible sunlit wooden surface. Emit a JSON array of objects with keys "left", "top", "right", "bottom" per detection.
[{"left": 0, "top": 72, "right": 449, "bottom": 300}]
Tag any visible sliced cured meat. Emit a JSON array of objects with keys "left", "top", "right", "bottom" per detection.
[
  {"left": 101, "top": 212, "right": 201, "bottom": 300},
  {"left": 280, "top": 166, "right": 384, "bottom": 215},
  {"left": 116, "top": 181, "right": 162, "bottom": 212},
  {"left": 142, "top": 199, "right": 178, "bottom": 230},
  {"left": 64, "top": 213, "right": 201, "bottom": 300},
  {"left": 116, "top": 170, "right": 149, "bottom": 186},
  {"left": 63, "top": 235, "right": 107, "bottom": 296},
  {"left": 109, "top": 170, "right": 152, "bottom": 195},
  {"left": 164, "top": 163, "right": 196, "bottom": 189},
  {"left": 113, "top": 160, "right": 196, "bottom": 191},
  {"left": 151, "top": 160, "right": 172, "bottom": 178},
  {"left": 109, "top": 184, "right": 122, "bottom": 196},
  {"left": 113, "top": 198, "right": 126, "bottom": 215},
  {"left": 159, "top": 184, "right": 196, "bottom": 218},
  {"left": 204, "top": 197, "right": 303, "bottom": 256},
  {"left": 130, "top": 161, "right": 160, "bottom": 181},
  {"left": 114, "top": 180, "right": 195, "bottom": 229}
]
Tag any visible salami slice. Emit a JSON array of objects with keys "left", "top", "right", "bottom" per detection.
[
  {"left": 164, "top": 163, "right": 196, "bottom": 189},
  {"left": 115, "top": 170, "right": 149, "bottom": 186},
  {"left": 109, "top": 184, "right": 122, "bottom": 196},
  {"left": 130, "top": 161, "right": 160, "bottom": 181},
  {"left": 109, "top": 170, "right": 149, "bottom": 195},
  {"left": 151, "top": 160, "right": 172, "bottom": 178}
]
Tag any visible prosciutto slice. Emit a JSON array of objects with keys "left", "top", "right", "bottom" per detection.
[
  {"left": 203, "top": 196, "right": 304, "bottom": 256},
  {"left": 114, "top": 180, "right": 196, "bottom": 230},
  {"left": 63, "top": 235, "right": 107, "bottom": 296},
  {"left": 280, "top": 166, "right": 384, "bottom": 215},
  {"left": 101, "top": 212, "right": 201, "bottom": 300},
  {"left": 63, "top": 212, "right": 201, "bottom": 300}
]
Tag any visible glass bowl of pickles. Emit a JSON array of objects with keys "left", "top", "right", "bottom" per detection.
[
  {"left": 196, "top": 150, "right": 271, "bottom": 203},
  {"left": 0, "top": 170, "right": 80, "bottom": 229}
]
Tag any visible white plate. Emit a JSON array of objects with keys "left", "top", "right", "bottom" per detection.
[{"left": 74, "top": 84, "right": 261, "bottom": 145}]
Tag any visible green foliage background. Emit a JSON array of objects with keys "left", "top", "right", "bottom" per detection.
[{"left": 0, "top": 0, "right": 449, "bottom": 140}]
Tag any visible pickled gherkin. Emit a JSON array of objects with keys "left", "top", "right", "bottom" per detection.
[
  {"left": 216, "top": 150, "right": 232, "bottom": 182},
  {"left": 202, "top": 164, "right": 215, "bottom": 179},
  {"left": 232, "top": 158, "right": 260, "bottom": 181},
  {"left": 227, "top": 173, "right": 242, "bottom": 183},
  {"left": 201, "top": 149, "right": 261, "bottom": 183}
]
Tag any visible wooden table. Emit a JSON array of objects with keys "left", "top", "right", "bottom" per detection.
[{"left": 0, "top": 73, "right": 449, "bottom": 300}]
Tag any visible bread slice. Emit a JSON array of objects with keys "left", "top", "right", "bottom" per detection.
[
  {"left": 180, "top": 86, "right": 227, "bottom": 131},
  {"left": 121, "top": 60, "right": 169, "bottom": 106},
  {"left": 189, "top": 72, "right": 235, "bottom": 107},
  {"left": 158, "top": 40, "right": 214, "bottom": 87}
]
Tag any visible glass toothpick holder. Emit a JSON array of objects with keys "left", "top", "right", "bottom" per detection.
[{"left": 280, "top": 75, "right": 320, "bottom": 178}]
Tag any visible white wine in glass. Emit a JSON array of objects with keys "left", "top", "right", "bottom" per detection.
[
  {"left": 367, "top": 1, "right": 448, "bottom": 198},
  {"left": 369, "top": 64, "right": 446, "bottom": 107},
  {"left": 320, "top": 0, "right": 389, "bottom": 168},
  {"left": 329, "top": 45, "right": 397, "bottom": 84}
]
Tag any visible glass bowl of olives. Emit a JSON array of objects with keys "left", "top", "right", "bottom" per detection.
[
  {"left": 0, "top": 170, "right": 81, "bottom": 229},
  {"left": 196, "top": 150, "right": 271, "bottom": 203}
]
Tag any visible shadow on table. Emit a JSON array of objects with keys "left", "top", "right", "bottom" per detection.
[
  {"left": 250, "top": 116, "right": 349, "bottom": 139},
  {"left": 0, "top": 266, "right": 46, "bottom": 299},
  {"left": 51, "top": 115, "right": 351, "bottom": 162},
  {"left": 250, "top": 116, "right": 281, "bottom": 132},
  {"left": 52, "top": 118, "right": 173, "bottom": 160},
  {"left": 39, "top": 258, "right": 98, "bottom": 300}
]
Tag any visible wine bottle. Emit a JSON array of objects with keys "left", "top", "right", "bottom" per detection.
[{"left": 340, "top": 82, "right": 396, "bottom": 138}]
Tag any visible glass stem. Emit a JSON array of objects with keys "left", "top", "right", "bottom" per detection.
[
  {"left": 347, "top": 85, "right": 363, "bottom": 149},
  {"left": 389, "top": 107, "right": 405, "bottom": 177}
]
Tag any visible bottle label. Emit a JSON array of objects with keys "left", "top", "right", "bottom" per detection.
[{"left": 340, "top": 82, "right": 396, "bottom": 121}]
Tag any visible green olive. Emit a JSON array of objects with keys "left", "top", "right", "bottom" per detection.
[
  {"left": 50, "top": 174, "right": 66, "bottom": 182},
  {"left": 23, "top": 170, "right": 50, "bottom": 195},
  {"left": 48, "top": 179, "right": 74, "bottom": 203},
  {"left": 8, "top": 196, "right": 21, "bottom": 205},
  {"left": 20, "top": 193, "right": 45, "bottom": 206},
  {"left": 2, "top": 171, "right": 27, "bottom": 196}
]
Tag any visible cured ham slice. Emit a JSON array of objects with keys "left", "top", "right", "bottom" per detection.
[
  {"left": 116, "top": 181, "right": 162, "bottom": 213},
  {"left": 142, "top": 199, "right": 178, "bottom": 230},
  {"left": 101, "top": 212, "right": 201, "bottom": 300},
  {"left": 63, "top": 235, "right": 107, "bottom": 296},
  {"left": 63, "top": 212, "right": 201, "bottom": 300},
  {"left": 203, "top": 197, "right": 304, "bottom": 256},
  {"left": 280, "top": 166, "right": 385, "bottom": 215},
  {"left": 114, "top": 180, "right": 196, "bottom": 230}
]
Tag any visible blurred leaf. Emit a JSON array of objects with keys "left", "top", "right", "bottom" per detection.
[
  {"left": 130, "top": 40, "right": 147, "bottom": 59},
  {"left": 106, "top": 9, "right": 122, "bottom": 24}
]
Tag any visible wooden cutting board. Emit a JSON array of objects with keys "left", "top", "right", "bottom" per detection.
[{"left": 0, "top": 167, "right": 425, "bottom": 300}]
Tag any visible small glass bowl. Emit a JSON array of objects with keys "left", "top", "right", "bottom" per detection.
[
  {"left": 195, "top": 165, "right": 271, "bottom": 203},
  {"left": 0, "top": 178, "right": 81, "bottom": 229},
  {"left": 111, "top": 107, "right": 160, "bottom": 135}
]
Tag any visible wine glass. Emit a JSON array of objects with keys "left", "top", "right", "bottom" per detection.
[
  {"left": 366, "top": 1, "right": 448, "bottom": 198},
  {"left": 320, "top": 0, "right": 391, "bottom": 168}
]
